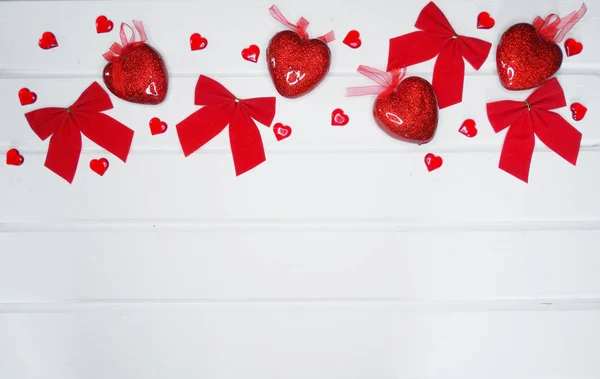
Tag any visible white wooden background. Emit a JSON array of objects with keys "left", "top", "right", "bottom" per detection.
[{"left": 1, "top": 0, "right": 599, "bottom": 378}]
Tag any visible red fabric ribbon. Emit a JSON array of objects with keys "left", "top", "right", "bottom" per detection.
[
  {"left": 269, "top": 5, "right": 335, "bottom": 43},
  {"left": 387, "top": 1, "right": 491, "bottom": 109},
  {"left": 24, "top": 82, "right": 134, "bottom": 183},
  {"left": 533, "top": 3, "right": 587, "bottom": 43},
  {"left": 176, "top": 75, "right": 276, "bottom": 176},
  {"left": 103, "top": 20, "right": 147, "bottom": 62},
  {"left": 486, "top": 78, "right": 582, "bottom": 183}
]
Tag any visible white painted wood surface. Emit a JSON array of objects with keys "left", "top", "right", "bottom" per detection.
[{"left": 1, "top": 0, "right": 599, "bottom": 378}]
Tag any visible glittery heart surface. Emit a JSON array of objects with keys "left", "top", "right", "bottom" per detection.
[
  {"left": 373, "top": 77, "right": 438, "bottom": 144},
  {"left": 103, "top": 42, "right": 168, "bottom": 104},
  {"left": 496, "top": 23, "right": 562, "bottom": 91},
  {"left": 266, "top": 31, "right": 331, "bottom": 98}
]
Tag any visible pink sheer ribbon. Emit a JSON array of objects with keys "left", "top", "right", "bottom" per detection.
[
  {"left": 269, "top": 5, "right": 335, "bottom": 43},
  {"left": 346, "top": 65, "right": 407, "bottom": 97},
  {"left": 533, "top": 3, "right": 587, "bottom": 43},
  {"left": 103, "top": 20, "right": 147, "bottom": 61}
]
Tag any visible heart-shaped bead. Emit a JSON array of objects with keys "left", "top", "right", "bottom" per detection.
[
  {"left": 6, "top": 148, "right": 24, "bottom": 166},
  {"left": 39, "top": 32, "right": 58, "bottom": 49},
  {"left": 90, "top": 158, "right": 109, "bottom": 176},
  {"left": 242, "top": 44, "right": 260, "bottom": 63},
  {"left": 190, "top": 33, "right": 208, "bottom": 51},
  {"left": 331, "top": 109, "right": 350, "bottom": 126},
  {"left": 266, "top": 31, "right": 331, "bottom": 98},
  {"left": 477, "top": 12, "right": 495, "bottom": 29},
  {"left": 565, "top": 38, "right": 583, "bottom": 57},
  {"left": 18, "top": 88, "right": 37, "bottom": 105},
  {"left": 149, "top": 117, "right": 168, "bottom": 135},
  {"left": 273, "top": 123, "right": 292, "bottom": 141},
  {"left": 96, "top": 15, "right": 114, "bottom": 34},
  {"left": 570, "top": 102, "right": 587, "bottom": 121},
  {"left": 343, "top": 30, "right": 362, "bottom": 48},
  {"left": 459, "top": 119, "right": 478, "bottom": 137},
  {"left": 424, "top": 153, "right": 443, "bottom": 172}
]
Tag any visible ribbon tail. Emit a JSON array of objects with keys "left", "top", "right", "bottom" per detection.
[
  {"left": 486, "top": 100, "right": 528, "bottom": 133},
  {"left": 433, "top": 45, "right": 464, "bottom": 109},
  {"left": 45, "top": 121, "right": 82, "bottom": 183},
  {"left": 79, "top": 113, "right": 134, "bottom": 162},
  {"left": 533, "top": 110, "right": 582, "bottom": 166},
  {"left": 176, "top": 103, "right": 234, "bottom": 157},
  {"left": 229, "top": 107, "right": 265, "bottom": 176},
  {"left": 499, "top": 116, "right": 535, "bottom": 183},
  {"left": 387, "top": 31, "right": 445, "bottom": 71},
  {"left": 346, "top": 85, "right": 386, "bottom": 97},
  {"left": 239, "top": 97, "right": 276, "bottom": 127}
]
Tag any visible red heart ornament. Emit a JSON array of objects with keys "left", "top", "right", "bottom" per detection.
[
  {"left": 90, "top": 158, "right": 109, "bottom": 176},
  {"left": 273, "top": 123, "right": 292, "bottom": 141},
  {"left": 190, "top": 33, "right": 208, "bottom": 51},
  {"left": 96, "top": 16, "right": 114, "bottom": 33},
  {"left": 149, "top": 117, "right": 168, "bottom": 135},
  {"left": 570, "top": 102, "right": 587, "bottom": 121},
  {"left": 477, "top": 12, "right": 495, "bottom": 29},
  {"left": 343, "top": 30, "right": 362, "bottom": 49},
  {"left": 242, "top": 44, "right": 260, "bottom": 63},
  {"left": 424, "top": 153, "right": 443, "bottom": 172},
  {"left": 6, "top": 148, "right": 24, "bottom": 166},
  {"left": 18, "top": 88, "right": 37, "bottom": 105},
  {"left": 459, "top": 119, "right": 478, "bottom": 137},
  {"left": 38, "top": 32, "right": 58, "bottom": 49},
  {"left": 565, "top": 38, "right": 583, "bottom": 57},
  {"left": 266, "top": 31, "right": 331, "bottom": 98},
  {"left": 331, "top": 109, "right": 350, "bottom": 126},
  {"left": 496, "top": 23, "right": 562, "bottom": 90}
]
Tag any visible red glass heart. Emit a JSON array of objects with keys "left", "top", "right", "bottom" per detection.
[
  {"left": 242, "top": 45, "right": 260, "bottom": 63},
  {"left": 149, "top": 117, "right": 168, "bottom": 135},
  {"left": 273, "top": 123, "right": 292, "bottom": 141},
  {"left": 6, "top": 148, "right": 24, "bottom": 166},
  {"left": 190, "top": 33, "right": 208, "bottom": 51},
  {"left": 565, "top": 38, "right": 583, "bottom": 57},
  {"left": 266, "top": 31, "right": 331, "bottom": 98},
  {"left": 477, "top": 12, "right": 495, "bottom": 29},
  {"left": 570, "top": 102, "right": 587, "bottom": 121},
  {"left": 331, "top": 109, "right": 349, "bottom": 126},
  {"left": 459, "top": 119, "right": 478, "bottom": 137},
  {"left": 90, "top": 158, "right": 109, "bottom": 176},
  {"left": 96, "top": 16, "right": 114, "bottom": 34},
  {"left": 424, "top": 153, "right": 443, "bottom": 172},
  {"left": 39, "top": 32, "right": 58, "bottom": 49},
  {"left": 343, "top": 30, "right": 362, "bottom": 48},
  {"left": 18, "top": 88, "right": 37, "bottom": 105}
]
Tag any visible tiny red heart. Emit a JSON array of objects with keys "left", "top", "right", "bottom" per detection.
[
  {"left": 570, "top": 102, "right": 587, "bottom": 121},
  {"left": 149, "top": 117, "right": 168, "bottom": 135},
  {"left": 477, "top": 12, "right": 495, "bottom": 29},
  {"left": 331, "top": 108, "right": 350, "bottom": 126},
  {"left": 458, "top": 119, "right": 478, "bottom": 138},
  {"left": 18, "top": 88, "right": 37, "bottom": 105},
  {"left": 242, "top": 44, "right": 260, "bottom": 63},
  {"left": 6, "top": 148, "right": 24, "bottom": 166},
  {"left": 38, "top": 31, "right": 58, "bottom": 49},
  {"left": 96, "top": 15, "right": 114, "bottom": 34},
  {"left": 190, "top": 33, "right": 208, "bottom": 51},
  {"left": 565, "top": 38, "right": 583, "bottom": 57},
  {"left": 343, "top": 30, "right": 362, "bottom": 49},
  {"left": 273, "top": 123, "right": 292, "bottom": 141},
  {"left": 90, "top": 158, "right": 109, "bottom": 176},
  {"left": 424, "top": 153, "right": 443, "bottom": 172}
]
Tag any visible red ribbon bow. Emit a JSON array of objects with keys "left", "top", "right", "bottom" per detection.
[
  {"left": 269, "top": 5, "right": 335, "bottom": 43},
  {"left": 387, "top": 1, "right": 492, "bottom": 109},
  {"left": 176, "top": 75, "right": 276, "bottom": 176},
  {"left": 486, "top": 78, "right": 582, "bottom": 183},
  {"left": 24, "top": 82, "right": 134, "bottom": 183}
]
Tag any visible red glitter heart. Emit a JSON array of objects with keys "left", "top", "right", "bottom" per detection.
[
  {"left": 90, "top": 158, "right": 109, "bottom": 176},
  {"left": 38, "top": 32, "right": 58, "bottom": 49},
  {"left": 477, "top": 12, "right": 495, "bottom": 29},
  {"left": 266, "top": 31, "right": 331, "bottom": 98},
  {"left": 242, "top": 44, "right": 260, "bottom": 63},
  {"left": 373, "top": 77, "right": 438, "bottom": 143},
  {"left": 570, "top": 102, "right": 587, "bottom": 121},
  {"left": 273, "top": 122, "right": 292, "bottom": 141},
  {"left": 149, "top": 117, "right": 168, "bottom": 135},
  {"left": 190, "top": 33, "right": 208, "bottom": 51},
  {"left": 18, "top": 88, "right": 37, "bottom": 105},
  {"left": 331, "top": 109, "right": 349, "bottom": 126},
  {"left": 96, "top": 16, "right": 114, "bottom": 34},
  {"left": 103, "top": 43, "right": 168, "bottom": 104},
  {"left": 6, "top": 148, "right": 24, "bottom": 166},
  {"left": 496, "top": 23, "right": 562, "bottom": 90},
  {"left": 458, "top": 119, "right": 478, "bottom": 137},
  {"left": 424, "top": 153, "right": 443, "bottom": 172},
  {"left": 565, "top": 38, "right": 583, "bottom": 57},
  {"left": 343, "top": 30, "right": 362, "bottom": 48}
]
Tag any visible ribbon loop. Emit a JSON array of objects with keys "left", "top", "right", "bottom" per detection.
[
  {"left": 533, "top": 3, "right": 587, "bottom": 43},
  {"left": 346, "top": 65, "right": 407, "bottom": 97},
  {"left": 269, "top": 5, "right": 335, "bottom": 43},
  {"left": 103, "top": 20, "right": 148, "bottom": 61}
]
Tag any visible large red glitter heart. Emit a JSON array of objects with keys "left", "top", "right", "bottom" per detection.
[
  {"left": 266, "top": 31, "right": 331, "bottom": 98},
  {"left": 103, "top": 42, "right": 168, "bottom": 104},
  {"left": 373, "top": 77, "right": 438, "bottom": 144},
  {"left": 496, "top": 23, "right": 562, "bottom": 91}
]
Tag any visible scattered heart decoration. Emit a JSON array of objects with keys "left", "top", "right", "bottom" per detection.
[
  {"left": 149, "top": 117, "right": 168, "bottom": 135},
  {"left": 459, "top": 119, "right": 478, "bottom": 137},
  {"left": 424, "top": 153, "right": 443, "bottom": 172},
  {"left": 570, "top": 102, "right": 587, "bottom": 121},
  {"left": 273, "top": 123, "right": 292, "bottom": 141},
  {"left": 331, "top": 108, "right": 350, "bottom": 126},
  {"left": 90, "top": 158, "right": 109, "bottom": 176},
  {"left": 343, "top": 30, "right": 362, "bottom": 48},
  {"left": 565, "top": 38, "right": 583, "bottom": 57},
  {"left": 18, "top": 88, "right": 37, "bottom": 106},
  {"left": 38, "top": 32, "right": 58, "bottom": 49},
  {"left": 477, "top": 12, "right": 495, "bottom": 29},
  {"left": 190, "top": 33, "right": 208, "bottom": 51},
  {"left": 242, "top": 44, "right": 260, "bottom": 63},
  {"left": 6, "top": 148, "right": 24, "bottom": 166},
  {"left": 96, "top": 15, "right": 114, "bottom": 34}
]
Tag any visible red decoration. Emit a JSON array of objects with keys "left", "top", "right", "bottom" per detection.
[
  {"left": 273, "top": 123, "right": 292, "bottom": 141},
  {"left": 570, "top": 102, "right": 587, "bottom": 121},
  {"left": 190, "top": 33, "right": 208, "bottom": 51},
  {"left": 90, "top": 158, "right": 109, "bottom": 176},
  {"left": 96, "top": 16, "right": 114, "bottom": 34},
  {"left": 266, "top": 5, "right": 335, "bottom": 98},
  {"left": 387, "top": 2, "right": 491, "bottom": 109},
  {"left": 149, "top": 117, "right": 168, "bottom": 135},
  {"left": 343, "top": 30, "right": 362, "bottom": 48},
  {"left": 24, "top": 82, "right": 134, "bottom": 183},
  {"left": 496, "top": 4, "right": 587, "bottom": 90},
  {"left": 459, "top": 119, "right": 478, "bottom": 137},
  {"left": 102, "top": 20, "right": 168, "bottom": 105},
  {"left": 18, "top": 88, "right": 37, "bottom": 106},
  {"left": 6, "top": 148, "right": 24, "bottom": 166},
  {"left": 241, "top": 44, "right": 260, "bottom": 63},
  {"left": 565, "top": 38, "right": 583, "bottom": 57},
  {"left": 176, "top": 75, "right": 276, "bottom": 176},
  {"left": 477, "top": 12, "right": 495, "bottom": 29},
  {"left": 486, "top": 78, "right": 581, "bottom": 183},
  {"left": 331, "top": 109, "right": 349, "bottom": 126},
  {"left": 424, "top": 153, "right": 443, "bottom": 172},
  {"left": 38, "top": 32, "right": 58, "bottom": 49}
]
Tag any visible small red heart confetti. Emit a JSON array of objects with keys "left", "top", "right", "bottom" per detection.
[
  {"left": 90, "top": 158, "right": 109, "bottom": 176},
  {"left": 38, "top": 32, "right": 58, "bottom": 49},
  {"left": 95, "top": 15, "right": 114, "bottom": 34},
  {"left": 343, "top": 30, "right": 362, "bottom": 49},
  {"left": 190, "top": 33, "right": 208, "bottom": 51},
  {"left": 565, "top": 38, "right": 583, "bottom": 57},
  {"left": 424, "top": 153, "right": 443, "bottom": 172},
  {"left": 149, "top": 117, "right": 168, "bottom": 135},
  {"left": 18, "top": 88, "right": 37, "bottom": 106},
  {"left": 458, "top": 119, "right": 478, "bottom": 138},
  {"left": 242, "top": 44, "right": 260, "bottom": 63},
  {"left": 6, "top": 148, "right": 24, "bottom": 166},
  {"left": 273, "top": 123, "right": 292, "bottom": 141},
  {"left": 477, "top": 12, "right": 495, "bottom": 29},
  {"left": 570, "top": 102, "right": 587, "bottom": 121},
  {"left": 331, "top": 108, "right": 349, "bottom": 126}
]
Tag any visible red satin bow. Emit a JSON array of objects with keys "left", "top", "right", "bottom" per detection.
[
  {"left": 176, "top": 75, "right": 276, "bottom": 176},
  {"left": 486, "top": 78, "right": 582, "bottom": 183},
  {"left": 387, "top": 1, "right": 492, "bottom": 109},
  {"left": 24, "top": 82, "right": 134, "bottom": 183}
]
